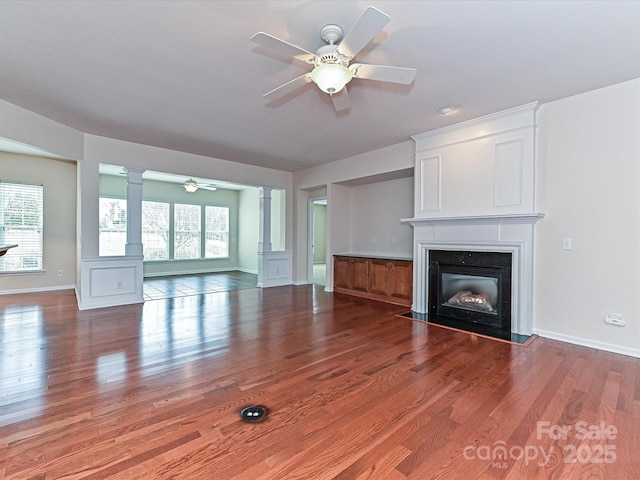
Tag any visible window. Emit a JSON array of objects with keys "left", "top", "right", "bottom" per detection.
[
  {"left": 98, "top": 196, "right": 231, "bottom": 262},
  {"left": 174, "top": 203, "right": 201, "bottom": 259},
  {"left": 205, "top": 205, "right": 229, "bottom": 258},
  {"left": 142, "top": 201, "right": 169, "bottom": 260},
  {"left": 99, "top": 197, "right": 127, "bottom": 256},
  {"left": 0, "top": 181, "right": 44, "bottom": 272}
]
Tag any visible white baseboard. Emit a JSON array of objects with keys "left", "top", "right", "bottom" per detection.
[
  {"left": 143, "top": 267, "right": 252, "bottom": 278},
  {"left": 0, "top": 284, "right": 76, "bottom": 295},
  {"left": 237, "top": 267, "right": 258, "bottom": 275},
  {"left": 534, "top": 328, "right": 640, "bottom": 359}
]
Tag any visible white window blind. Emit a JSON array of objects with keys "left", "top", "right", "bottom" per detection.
[
  {"left": 99, "top": 197, "right": 127, "bottom": 256},
  {"left": 0, "top": 181, "right": 44, "bottom": 272},
  {"left": 174, "top": 203, "right": 201, "bottom": 259},
  {"left": 205, "top": 205, "right": 229, "bottom": 258},
  {"left": 142, "top": 200, "right": 170, "bottom": 260}
]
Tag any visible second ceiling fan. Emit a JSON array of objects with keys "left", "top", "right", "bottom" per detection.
[{"left": 250, "top": 6, "right": 417, "bottom": 112}]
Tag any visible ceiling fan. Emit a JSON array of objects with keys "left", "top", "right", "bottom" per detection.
[
  {"left": 183, "top": 178, "right": 217, "bottom": 193},
  {"left": 250, "top": 6, "right": 417, "bottom": 112}
]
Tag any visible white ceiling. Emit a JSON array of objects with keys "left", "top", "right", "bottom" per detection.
[{"left": 1, "top": 1, "right": 640, "bottom": 172}]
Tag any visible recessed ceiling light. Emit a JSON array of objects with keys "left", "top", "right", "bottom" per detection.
[{"left": 438, "top": 106, "right": 457, "bottom": 115}]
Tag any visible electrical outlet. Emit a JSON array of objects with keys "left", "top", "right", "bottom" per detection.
[
  {"left": 370, "top": 236, "right": 376, "bottom": 244},
  {"left": 562, "top": 238, "right": 572, "bottom": 250},
  {"left": 57, "top": 269, "right": 63, "bottom": 277},
  {"left": 116, "top": 280, "right": 123, "bottom": 289}
]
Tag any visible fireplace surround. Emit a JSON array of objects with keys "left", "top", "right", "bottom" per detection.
[
  {"left": 429, "top": 249, "right": 512, "bottom": 334},
  {"left": 404, "top": 214, "right": 543, "bottom": 336}
]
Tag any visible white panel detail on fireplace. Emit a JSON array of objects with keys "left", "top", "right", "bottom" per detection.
[
  {"left": 494, "top": 139, "right": 524, "bottom": 207},
  {"left": 419, "top": 155, "right": 440, "bottom": 213}
]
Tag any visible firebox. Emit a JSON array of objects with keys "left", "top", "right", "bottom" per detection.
[{"left": 429, "top": 250, "right": 512, "bottom": 334}]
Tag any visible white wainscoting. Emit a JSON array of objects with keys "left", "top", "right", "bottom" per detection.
[
  {"left": 257, "top": 251, "right": 292, "bottom": 287},
  {"left": 412, "top": 103, "right": 537, "bottom": 219},
  {"left": 77, "top": 255, "right": 144, "bottom": 310}
]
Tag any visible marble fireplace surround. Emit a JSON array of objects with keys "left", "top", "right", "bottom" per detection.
[{"left": 405, "top": 213, "right": 543, "bottom": 336}]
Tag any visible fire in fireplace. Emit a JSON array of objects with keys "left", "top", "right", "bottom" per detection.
[{"left": 429, "top": 250, "right": 512, "bottom": 334}]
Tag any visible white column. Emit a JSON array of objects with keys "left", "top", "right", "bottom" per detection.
[
  {"left": 257, "top": 186, "right": 292, "bottom": 288},
  {"left": 77, "top": 164, "right": 145, "bottom": 310},
  {"left": 78, "top": 157, "right": 100, "bottom": 258},
  {"left": 124, "top": 167, "right": 145, "bottom": 257},
  {"left": 258, "top": 187, "right": 272, "bottom": 253}
]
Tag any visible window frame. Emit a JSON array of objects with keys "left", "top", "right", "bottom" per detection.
[
  {"left": 98, "top": 195, "right": 232, "bottom": 262},
  {"left": 173, "top": 203, "right": 202, "bottom": 260},
  {"left": 204, "top": 204, "right": 230, "bottom": 259},
  {"left": 0, "top": 180, "right": 44, "bottom": 273},
  {"left": 98, "top": 196, "right": 128, "bottom": 257},
  {"left": 141, "top": 200, "right": 170, "bottom": 261}
]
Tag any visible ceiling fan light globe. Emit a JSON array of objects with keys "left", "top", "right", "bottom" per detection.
[
  {"left": 310, "top": 63, "right": 352, "bottom": 95},
  {"left": 183, "top": 179, "right": 199, "bottom": 193}
]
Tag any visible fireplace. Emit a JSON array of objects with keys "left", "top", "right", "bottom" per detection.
[
  {"left": 404, "top": 103, "right": 542, "bottom": 340},
  {"left": 429, "top": 250, "right": 511, "bottom": 335},
  {"left": 404, "top": 213, "right": 544, "bottom": 338}
]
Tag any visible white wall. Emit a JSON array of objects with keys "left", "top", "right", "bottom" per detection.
[
  {"left": 293, "top": 141, "right": 414, "bottom": 283},
  {"left": 534, "top": 78, "right": 640, "bottom": 356},
  {"left": 0, "top": 99, "right": 83, "bottom": 160},
  {"left": 411, "top": 104, "right": 537, "bottom": 218},
  {"left": 313, "top": 203, "right": 327, "bottom": 263},
  {"left": 0, "top": 153, "right": 77, "bottom": 292},
  {"left": 326, "top": 183, "right": 352, "bottom": 290},
  {"left": 238, "top": 187, "right": 259, "bottom": 273},
  {"left": 295, "top": 141, "right": 414, "bottom": 189},
  {"left": 270, "top": 189, "right": 286, "bottom": 251},
  {"left": 349, "top": 177, "right": 414, "bottom": 257}
]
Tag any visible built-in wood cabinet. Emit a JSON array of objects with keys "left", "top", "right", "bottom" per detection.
[{"left": 333, "top": 255, "right": 413, "bottom": 307}]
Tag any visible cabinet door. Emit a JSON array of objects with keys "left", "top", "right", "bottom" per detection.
[
  {"left": 334, "top": 256, "right": 352, "bottom": 289},
  {"left": 369, "top": 259, "right": 390, "bottom": 296},
  {"left": 350, "top": 257, "right": 369, "bottom": 292},
  {"left": 389, "top": 260, "right": 413, "bottom": 302}
]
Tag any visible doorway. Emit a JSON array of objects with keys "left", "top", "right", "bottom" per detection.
[{"left": 308, "top": 197, "right": 327, "bottom": 286}]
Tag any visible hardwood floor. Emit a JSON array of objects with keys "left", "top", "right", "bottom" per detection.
[{"left": 0, "top": 286, "right": 638, "bottom": 479}]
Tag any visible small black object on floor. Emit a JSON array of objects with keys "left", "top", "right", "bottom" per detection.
[
  {"left": 240, "top": 405, "right": 268, "bottom": 422},
  {"left": 401, "top": 311, "right": 532, "bottom": 345}
]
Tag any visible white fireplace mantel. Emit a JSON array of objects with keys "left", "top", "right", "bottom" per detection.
[
  {"left": 403, "top": 213, "right": 544, "bottom": 336},
  {"left": 402, "top": 213, "right": 544, "bottom": 227}
]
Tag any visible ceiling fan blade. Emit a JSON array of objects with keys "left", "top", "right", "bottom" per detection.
[
  {"left": 350, "top": 63, "right": 417, "bottom": 84},
  {"left": 250, "top": 32, "right": 316, "bottom": 63},
  {"left": 263, "top": 74, "right": 313, "bottom": 101},
  {"left": 331, "top": 87, "right": 350, "bottom": 112},
  {"left": 337, "top": 7, "right": 390, "bottom": 60}
]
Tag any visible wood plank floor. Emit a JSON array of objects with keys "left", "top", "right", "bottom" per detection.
[{"left": 0, "top": 285, "right": 638, "bottom": 479}]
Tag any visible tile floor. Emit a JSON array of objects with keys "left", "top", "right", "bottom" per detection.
[
  {"left": 143, "top": 271, "right": 258, "bottom": 300},
  {"left": 143, "top": 266, "right": 327, "bottom": 301},
  {"left": 313, "top": 263, "right": 326, "bottom": 286}
]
